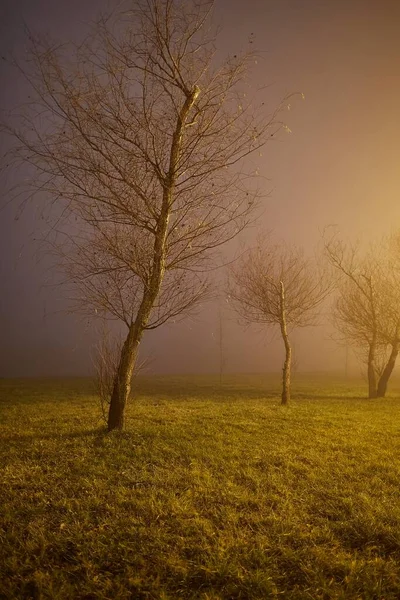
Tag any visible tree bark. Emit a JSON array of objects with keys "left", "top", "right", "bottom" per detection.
[
  {"left": 107, "top": 326, "right": 140, "bottom": 431},
  {"left": 377, "top": 341, "right": 399, "bottom": 398},
  {"left": 279, "top": 281, "right": 291, "bottom": 405},
  {"left": 107, "top": 85, "right": 200, "bottom": 431}
]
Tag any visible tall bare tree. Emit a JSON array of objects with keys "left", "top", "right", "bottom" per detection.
[
  {"left": 3, "top": 0, "right": 284, "bottom": 430},
  {"left": 228, "top": 237, "right": 330, "bottom": 404},
  {"left": 324, "top": 233, "right": 400, "bottom": 398}
]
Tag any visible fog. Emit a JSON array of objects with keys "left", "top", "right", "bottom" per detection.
[{"left": 1, "top": 0, "right": 400, "bottom": 377}]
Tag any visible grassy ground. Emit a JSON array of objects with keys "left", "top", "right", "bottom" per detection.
[{"left": 1, "top": 374, "right": 400, "bottom": 599}]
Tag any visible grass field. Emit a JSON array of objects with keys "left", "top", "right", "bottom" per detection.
[{"left": 1, "top": 374, "right": 400, "bottom": 599}]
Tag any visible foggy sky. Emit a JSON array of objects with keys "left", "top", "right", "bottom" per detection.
[{"left": 1, "top": 0, "right": 400, "bottom": 377}]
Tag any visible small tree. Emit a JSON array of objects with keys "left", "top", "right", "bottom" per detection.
[
  {"left": 228, "top": 237, "right": 330, "bottom": 404},
  {"left": 324, "top": 233, "right": 400, "bottom": 398},
  {"left": 3, "top": 0, "right": 285, "bottom": 430}
]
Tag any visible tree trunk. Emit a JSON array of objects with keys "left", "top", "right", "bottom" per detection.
[
  {"left": 279, "top": 281, "right": 291, "bottom": 405},
  {"left": 107, "top": 326, "right": 141, "bottom": 431},
  {"left": 367, "top": 339, "right": 377, "bottom": 399},
  {"left": 377, "top": 341, "right": 399, "bottom": 398}
]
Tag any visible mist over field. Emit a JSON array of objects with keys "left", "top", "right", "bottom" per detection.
[{"left": 1, "top": 0, "right": 400, "bottom": 379}]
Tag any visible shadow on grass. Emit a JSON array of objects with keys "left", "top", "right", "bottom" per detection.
[
  {"left": 294, "top": 392, "right": 367, "bottom": 401},
  {"left": 136, "top": 382, "right": 279, "bottom": 401},
  {"left": 0, "top": 427, "right": 123, "bottom": 444},
  {"left": 0, "top": 376, "right": 281, "bottom": 405},
  {"left": 137, "top": 383, "right": 367, "bottom": 402}
]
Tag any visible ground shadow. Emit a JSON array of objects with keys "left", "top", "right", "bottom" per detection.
[
  {"left": 0, "top": 427, "right": 109, "bottom": 444},
  {"left": 294, "top": 392, "right": 366, "bottom": 401}
]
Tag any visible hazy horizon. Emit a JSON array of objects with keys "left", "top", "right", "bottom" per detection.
[{"left": 1, "top": 0, "right": 400, "bottom": 377}]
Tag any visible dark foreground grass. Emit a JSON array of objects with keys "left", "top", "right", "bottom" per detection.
[{"left": 1, "top": 374, "right": 400, "bottom": 599}]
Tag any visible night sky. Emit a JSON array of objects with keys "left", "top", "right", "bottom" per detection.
[{"left": 1, "top": 0, "right": 400, "bottom": 377}]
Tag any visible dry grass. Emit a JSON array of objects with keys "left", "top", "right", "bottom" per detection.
[{"left": 1, "top": 374, "right": 400, "bottom": 599}]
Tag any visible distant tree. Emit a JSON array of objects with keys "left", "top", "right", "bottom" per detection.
[
  {"left": 228, "top": 237, "right": 330, "bottom": 404},
  {"left": 3, "top": 0, "right": 285, "bottom": 430},
  {"left": 324, "top": 233, "right": 400, "bottom": 398}
]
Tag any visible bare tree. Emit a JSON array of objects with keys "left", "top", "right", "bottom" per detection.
[
  {"left": 228, "top": 237, "right": 330, "bottom": 404},
  {"left": 324, "top": 233, "right": 400, "bottom": 398},
  {"left": 2, "top": 0, "right": 286, "bottom": 430}
]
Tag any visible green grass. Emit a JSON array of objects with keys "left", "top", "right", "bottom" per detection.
[{"left": 1, "top": 374, "right": 400, "bottom": 599}]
